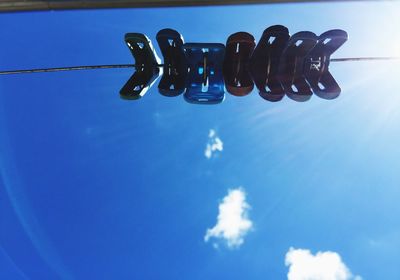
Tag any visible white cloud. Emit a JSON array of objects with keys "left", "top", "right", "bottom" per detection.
[
  {"left": 204, "top": 129, "right": 223, "bottom": 159},
  {"left": 204, "top": 188, "right": 253, "bottom": 248},
  {"left": 285, "top": 248, "right": 362, "bottom": 280}
]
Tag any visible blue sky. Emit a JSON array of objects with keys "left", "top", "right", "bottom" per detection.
[{"left": 1, "top": 2, "right": 400, "bottom": 279}]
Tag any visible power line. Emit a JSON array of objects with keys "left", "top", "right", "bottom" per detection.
[
  {"left": 0, "top": 57, "right": 399, "bottom": 75},
  {"left": 0, "top": 64, "right": 136, "bottom": 75},
  {"left": 330, "top": 56, "right": 400, "bottom": 62}
]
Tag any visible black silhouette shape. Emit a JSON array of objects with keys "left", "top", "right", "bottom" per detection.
[
  {"left": 120, "top": 33, "right": 161, "bottom": 100},
  {"left": 250, "top": 25, "right": 290, "bottom": 102},
  {"left": 223, "top": 32, "right": 255, "bottom": 97},
  {"left": 304, "top": 30, "right": 348, "bottom": 100},
  {"left": 156, "top": 29, "right": 188, "bottom": 97},
  {"left": 278, "top": 31, "right": 318, "bottom": 102}
]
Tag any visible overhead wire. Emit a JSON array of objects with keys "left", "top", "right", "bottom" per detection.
[{"left": 0, "top": 57, "right": 399, "bottom": 75}]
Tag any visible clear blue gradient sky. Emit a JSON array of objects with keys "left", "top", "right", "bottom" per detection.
[{"left": 1, "top": 2, "right": 400, "bottom": 279}]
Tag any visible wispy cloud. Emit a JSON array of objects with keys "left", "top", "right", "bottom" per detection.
[
  {"left": 205, "top": 188, "right": 253, "bottom": 249},
  {"left": 285, "top": 248, "right": 362, "bottom": 280},
  {"left": 204, "top": 129, "right": 223, "bottom": 159}
]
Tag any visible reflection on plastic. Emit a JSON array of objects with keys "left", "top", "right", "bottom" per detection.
[
  {"left": 183, "top": 43, "right": 225, "bottom": 104},
  {"left": 120, "top": 26, "right": 347, "bottom": 104}
]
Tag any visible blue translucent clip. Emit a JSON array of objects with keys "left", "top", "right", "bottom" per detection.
[{"left": 183, "top": 43, "right": 225, "bottom": 104}]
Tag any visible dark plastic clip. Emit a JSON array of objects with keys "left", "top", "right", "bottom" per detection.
[
  {"left": 304, "top": 30, "right": 348, "bottom": 100},
  {"left": 156, "top": 29, "right": 187, "bottom": 97},
  {"left": 223, "top": 32, "right": 256, "bottom": 97},
  {"left": 120, "top": 33, "right": 161, "bottom": 100},
  {"left": 279, "top": 31, "right": 318, "bottom": 102},
  {"left": 183, "top": 43, "right": 225, "bottom": 104},
  {"left": 250, "top": 25, "right": 290, "bottom": 102}
]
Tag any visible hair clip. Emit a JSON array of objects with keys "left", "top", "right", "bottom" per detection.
[{"left": 120, "top": 33, "right": 161, "bottom": 100}]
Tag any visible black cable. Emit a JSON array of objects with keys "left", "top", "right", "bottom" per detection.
[
  {"left": 330, "top": 57, "right": 400, "bottom": 62},
  {"left": 0, "top": 57, "right": 399, "bottom": 75},
  {"left": 0, "top": 64, "right": 136, "bottom": 75}
]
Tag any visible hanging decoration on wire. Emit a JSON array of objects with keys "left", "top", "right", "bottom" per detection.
[
  {"left": 120, "top": 26, "right": 347, "bottom": 103},
  {"left": 1, "top": 25, "right": 399, "bottom": 104}
]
